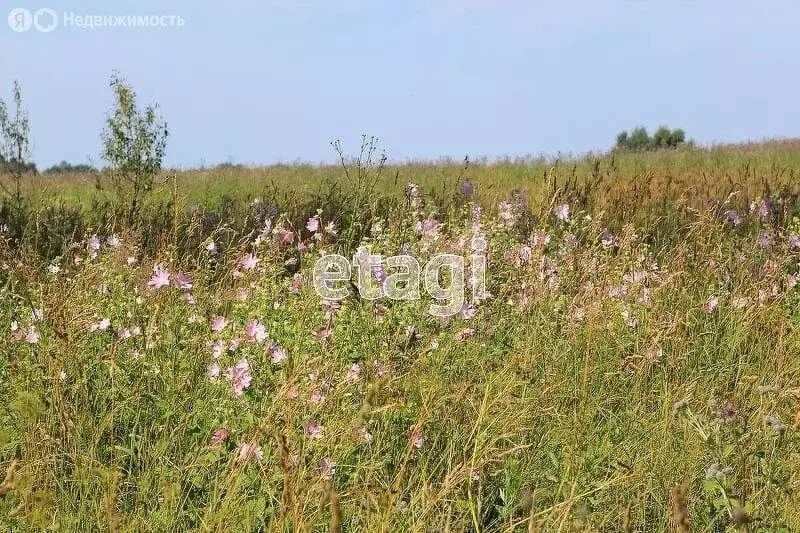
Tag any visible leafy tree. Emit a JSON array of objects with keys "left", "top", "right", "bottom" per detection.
[
  {"left": 101, "top": 72, "right": 168, "bottom": 222},
  {"left": 615, "top": 126, "right": 688, "bottom": 152},
  {"left": 0, "top": 80, "right": 34, "bottom": 233}
]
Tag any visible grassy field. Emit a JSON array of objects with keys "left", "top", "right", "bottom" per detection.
[{"left": 2, "top": 140, "right": 800, "bottom": 531}]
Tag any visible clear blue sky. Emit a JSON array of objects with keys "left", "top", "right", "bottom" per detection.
[{"left": 2, "top": 0, "right": 799, "bottom": 169}]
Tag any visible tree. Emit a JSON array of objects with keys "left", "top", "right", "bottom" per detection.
[
  {"left": 0, "top": 80, "right": 33, "bottom": 231},
  {"left": 101, "top": 73, "right": 168, "bottom": 222},
  {"left": 615, "top": 126, "right": 688, "bottom": 152},
  {"left": 43, "top": 161, "right": 98, "bottom": 175}
]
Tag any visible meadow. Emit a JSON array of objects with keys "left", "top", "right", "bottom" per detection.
[{"left": 2, "top": 139, "right": 800, "bottom": 531}]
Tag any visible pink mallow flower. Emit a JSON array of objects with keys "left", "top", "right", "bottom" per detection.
[
  {"left": 306, "top": 217, "right": 320, "bottom": 232},
  {"left": 227, "top": 358, "right": 253, "bottom": 396},
  {"left": 211, "top": 316, "right": 229, "bottom": 332},
  {"left": 172, "top": 272, "right": 193, "bottom": 290},
  {"left": 210, "top": 428, "right": 229, "bottom": 447},
  {"left": 240, "top": 253, "right": 259, "bottom": 271},
  {"left": 235, "top": 442, "right": 263, "bottom": 463},
  {"left": 305, "top": 420, "right": 325, "bottom": 439},
  {"left": 244, "top": 320, "right": 268, "bottom": 343},
  {"left": 147, "top": 265, "right": 171, "bottom": 290}
]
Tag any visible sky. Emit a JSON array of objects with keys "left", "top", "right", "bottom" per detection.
[{"left": 1, "top": 0, "right": 799, "bottom": 169}]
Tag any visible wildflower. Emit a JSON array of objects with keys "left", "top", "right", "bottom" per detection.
[
  {"left": 235, "top": 288, "right": 250, "bottom": 301},
  {"left": 25, "top": 327, "right": 40, "bottom": 344},
  {"left": 47, "top": 264, "right": 61, "bottom": 274},
  {"left": 147, "top": 265, "right": 171, "bottom": 290},
  {"left": 305, "top": 420, "right": 325, "bottom": 439},
  {"left": 723, "top": 210, "right": 742, "bottom": 226},
  {"left": 206, "top": 241, "right": 217, "bottom": 252},
  {"left": 106, "top": 235, "right": 122, "bottom": 248},
  {"left": 460, "top": 303, "right": 476, "bottom": 319},
  {"left": 749, "top": 199, "right": 770, "bottom": 220},
  {"left": 554, "top": 203, "right": 570, "bottom": 222},
  {"left": 172, "top": 272, "right": 193, "bottom": 290},
  {"left": 415, "top": 219, "right": 441, "bottom": 238},
  {"left": 240, "top": 253, "right": 259, "bottom": 270},
  {"left": 600, "top": 229, "right": 614, "bottom": 248},
  {"left": 286, "top": 387, "right": 299, "bottom": 399},
  {"left": 409, "top": 426, "right": 424, "bottom": 449},
  {"left": 318, "top": 456, "right": 336, "bottom": 480},
  {"left": 211, "top": 316, "right": 228, "bottom": 332},
  {"left": 455, "top": 328, "right": 475, "bottom": 341},
  {"left": 498, "top": 201, "right": 515, "bottom": 225},
  {"left": 764, "top": 414, "right": 787, "bottom": 433},
  {"left": 280, "top": 229, "right": 295, "bottom": 244},
  {"left": 269, "top": 345, "right": 287, "bottom": 365},
  {"left": 621, "top": 308, "right": 637, "bottom": 328},
  {"left": 207, "top": 362, "right": 221, "bottom": 379},
  {"left": 407, "top": 182, "right": 421, "bottom": 198},
  {"left": 345, "top": 363, "right": 361, "bottom": 383},
  {"left": 358, "top": 426, "right": 373, "bottom": 444},
  {"left": 518, "top": 245, "right": 532, "bottom": 263},
  {"left": 227, "top": 358, "right": 253, "bottom": 396},
  {"left": 712, "top": 401, "right": 738, "bottom": 424},
  {"left": 210, "top": 428, "right": 229, "bottom": 447},
  {"left": 235, "top": 442, "right": 263, "bottom": 463},
  {"left": 704, "top": 296, "right": 719, "bottom": 314},
  {"left": 789, "top": 234, "right": 800, "bottom": 249},
  {"left": 87, "top": 235, "right": 101, "bottom": 251},
  {"left": 117, "top": 327, "right": 132, "bottom": 340},
  {"left": 89, "top": 318, "right": 112, "bottom": 332},
  {"left": 126, "top": 256, "right": 138, "bottom": 266},
  {"left": 306, "top": 217, "right": 320, "bottom": 232},
  {"left": 289, "top": 274, "right": 304, "bottom": 295},
  {"left": 244, "top": 320, "right": 268, "bottom": 343}
]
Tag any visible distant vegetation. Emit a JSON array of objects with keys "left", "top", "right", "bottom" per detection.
[
  {"left": 616, "top": 126, "right": 688, "bottom": 152},
  {"left": 42, "top": 161, "right": 98, "bottom": 175}
]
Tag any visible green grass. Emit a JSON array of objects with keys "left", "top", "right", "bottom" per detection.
[{"left": 2, "top": 140, "right": 800, "bottom": 531}]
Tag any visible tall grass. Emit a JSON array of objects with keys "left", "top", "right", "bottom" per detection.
[{"left": 1, "top": 140, "right": 800, "bottom": 531}]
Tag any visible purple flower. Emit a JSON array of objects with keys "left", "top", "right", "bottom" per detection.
[
  {"left": 227, "top": 358, "right": 253, "bottom": 396},
  {"left": 724, "top": 210, "right": 742, "bottom": 226},
  {"left": 147, "top": 265, "right": 171, "bottom": 290},
  {"left": 240, "top": 253, "right": 259, "bottom": 271},
  {"left": 172, "top": 272, "right": 193, "bottom": 290},
  {"left": 306, "top": 217, "right": 320, "bottom": 232},
  {"left": 211, "top": 316, "right": 228, "bottom": 332},
  {"left": 305, "top": 420, "right": 325, "bottom": 439},
  {"left": 244, "top": 320, "right": 267, "bottom": 343},
  {"left": 318, "top": 456, "right": 336, "bottom": 480},
  {"left": 269, "top": 345, "right": 287, "bottom": 365},
  {"left": 554, "top": 203, "right": 570, "bottom": 222},
  {"left": 210, "top": 428, "right": 229, "bottom": 447}
]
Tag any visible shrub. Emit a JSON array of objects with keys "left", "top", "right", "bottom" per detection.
[
  {"left": 615, "top": 125, "right": 688, "bottom": 152},
  {"left": 100, "top": 72, "right": 168, "bottom": 223}
]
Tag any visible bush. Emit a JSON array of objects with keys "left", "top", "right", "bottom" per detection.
[
  {"left": 615, "top": 125, "right": 687, "bottom": 152},
  {"left": 100, "top": 72, "right": 168, "bottom": 223},
  {"left": 42, "top": 161, "right": 98, "bottom": 175}
]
